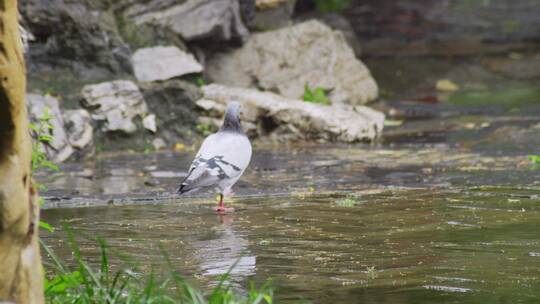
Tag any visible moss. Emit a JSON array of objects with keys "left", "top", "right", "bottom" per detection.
[{"left": 448, "top": 85, "right": 540, "bottom": 108}]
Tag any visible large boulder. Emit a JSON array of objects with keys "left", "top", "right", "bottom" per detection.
[
  {"left": 196, "top": 84, "right": 384, "bottom": 142},
  {"left": 131, "top": 46, "right": 203, "bottom": 82},
  {"left": 20, "top": 0, "right": 130, "bottom": 75},
  {"left": 127, "top": 0, "right": 250, "bottom": 43},
  {"left": 206, "top": 20, "right": 378, "bottom": 105},
  {"left": 81, "top": 80, "right": 151, "bottom": 134}
]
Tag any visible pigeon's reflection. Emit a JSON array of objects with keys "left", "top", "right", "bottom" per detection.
[{"left": 191, "top": 213, "right": 256, "bottom": 285}]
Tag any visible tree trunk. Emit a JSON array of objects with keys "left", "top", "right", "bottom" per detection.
[{"left": 0, "top": 0, "right": 44, "bottom": 303}]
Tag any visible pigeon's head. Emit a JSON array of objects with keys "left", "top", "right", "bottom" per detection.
[{"left": 221, "top": 101, "right": 243, "bottom": 133}]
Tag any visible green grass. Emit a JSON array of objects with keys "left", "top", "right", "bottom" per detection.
[
  {"left": 42, "top": 225, "right": 274, "bottom": 304},
  {"left": 302, "top": 84, "right": 331, "bottom": 106}
]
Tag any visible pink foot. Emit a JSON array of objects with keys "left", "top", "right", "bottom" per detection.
[{"left": 214, "top": 206, "right": 235, "bottom": 213}]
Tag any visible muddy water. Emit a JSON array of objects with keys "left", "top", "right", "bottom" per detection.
[{"left": 40, "top": 137, "right": 540, "bottom": 303}]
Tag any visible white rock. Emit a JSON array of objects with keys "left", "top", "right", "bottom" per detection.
[
  {"left": 197, "top": 84, "right": 384, "bottom": 142},
  {"left": 151, "top": 138, "right": 166, "bottom": 150},
  {"left": 81, "top": 80, "right": 149, "bottom": 134},
  {"left": 206, "top": 20, "right": 378, "bottom": 105},
  {"left": 63, "top": 109, "right": 93, "bottom": 150},
  {"left": 132, "top": 46, "right": 203, "bottom": 82},
  {"left": 27, "top": 94, "right": 74, "bottom": 162},
  {"left": 143, "top": 114, "right": 157, "bottom": 133}
]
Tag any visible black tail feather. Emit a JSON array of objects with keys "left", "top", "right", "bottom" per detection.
[
  {"left": 176, "top": 183, "right": 199, "bottom": 194},
  {"left": 176, "top": 183, "right": 187, "bottom": 194}
]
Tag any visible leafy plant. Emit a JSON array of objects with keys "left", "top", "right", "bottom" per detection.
[
  {"left": 197, "top": 123, "right": 216, "bottom": 136},
  {"left": 302, "top": 83, "right": 331, "bottom": 106},
  {"left": 528, "top": 155, "right": 540, "bottom": 164},
  {"left": 30, "top": 107, "right": 59, "bottom": 174},
  {"left": 196, "top": 76, "right": 206, "bottom": 87},
  {"left": 42, "top": 225, "right": 274, "bottom": 303},
  {"left": 29, "top": 108, "right": 60, "bottom": 232},
  {"left": 335, "top": 197, "right": 356, "bottom": 207},
  {"left": 315, "top": 0, "right": 351, "bottom": 13},
  {"left": 366, "top": 266, "right": 377, "bottom": 280}
]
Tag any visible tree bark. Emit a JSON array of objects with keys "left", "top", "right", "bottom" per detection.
[{"left": 0, "top": 0, "right": 44, "bottom": 303}]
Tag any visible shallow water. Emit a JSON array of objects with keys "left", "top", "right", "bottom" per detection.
[
  {"left": 42, "top": 187, "right": 540, "bottom": 303},
  {"left": 40, "top": 133, "right": 540, "bottom": 303}
]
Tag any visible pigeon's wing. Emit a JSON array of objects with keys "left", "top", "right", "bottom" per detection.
[{"left": 178, "top": 132, "right": 251, "bottom": 193}]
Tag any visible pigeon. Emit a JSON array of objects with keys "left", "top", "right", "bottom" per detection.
[{"left": 177, "top": 102, "right": 252, "bottom": 213}]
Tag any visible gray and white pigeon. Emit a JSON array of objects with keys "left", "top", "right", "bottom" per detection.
[{"left": 177, "top": 102, "right": 252, "bottom": 213}]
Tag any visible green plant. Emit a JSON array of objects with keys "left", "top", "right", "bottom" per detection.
[
  {"left": 528, "top": 155, "right": 540, "bottom": 164},
  {"left": 302, "top": 83, "right": 331, "bottom": 106},
  {"left": 197, "top": 123, "right": 216, "bottom": 136},
  {"left": 42, "top": 225, "right": 274, "bottom": 303},
  {"left": 30, "top": 108, "right": 59, "bottom": 174},
  {"left": 196, "top": 76, "right": 206, "bottom": 87},
  {"left": 315, "top": 0, "right": 351, "bottom": 13},
  {"left": 366, "top": 266, "right": 377, "bottom": 280},
  {"left": 334, "top": 197, "right": 356, "bottom": 207},
  {"left": 29, "top": 108, "right": 59, "bottom": 232}
]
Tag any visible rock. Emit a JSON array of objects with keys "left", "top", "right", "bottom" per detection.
[
  {"left": 27, "top": 94, "right": 74, "bottom": 163},
  {"left": 151, "top": 138, "right": 167, "bottom": 150},
  {"left": 197, "top": 84, "right": 384, "bottom": 142},
  {"left": 19, "top": 24, "right": 34, "bottom": 53},
  {"left": 140, "top": 79, "right": 202, "bottom": 144},
  {"left": 482, "top": 123, "right": 540, "bottom": 150},
  {"left": 436, "top": 79, "right": 459, "bottom": 92},
  {"left": 253, "top": 0, "right": 296, "bottom": 30},
  {"left": 81, "top": 80, "right": 149, "bottom": 134},
  {"left": 239, "top": 0, "right": 257, "bottom": 28},
  {"left": 131, "top": 0, "right": 250, "bottom": 43},
  {"left": 20, "top": 0, "right": 130, "bottom": 74},
  {"left": 256, "top": 0, "right": 290, "bottom": 8},
  {"left": 144, "top": 178, "right": 160, "bottom": 187},
  {"left": 206, "top": 20, "right": 378, "bottom": 105},
  {"left": 131, "top": 46, "right": 203, "bottom": 82},
  {"left": 63, "top": 109, "right": 94, "bottom": 150},
  {"left": 344, "top": 0, "right": 540, "bottom": 56},
  {"left": 143, "top": 114, "right": 157, "bottom": 133},
  {"left": 482, "top": 53, "right": 540, "bottom": 80},
  {"left": 301, "top": 13, "right": 363, "bottom": 56}
]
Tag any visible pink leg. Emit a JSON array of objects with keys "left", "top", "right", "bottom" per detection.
[{"left": 214, "top": 194, "right": 234, "bottom": 213}]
